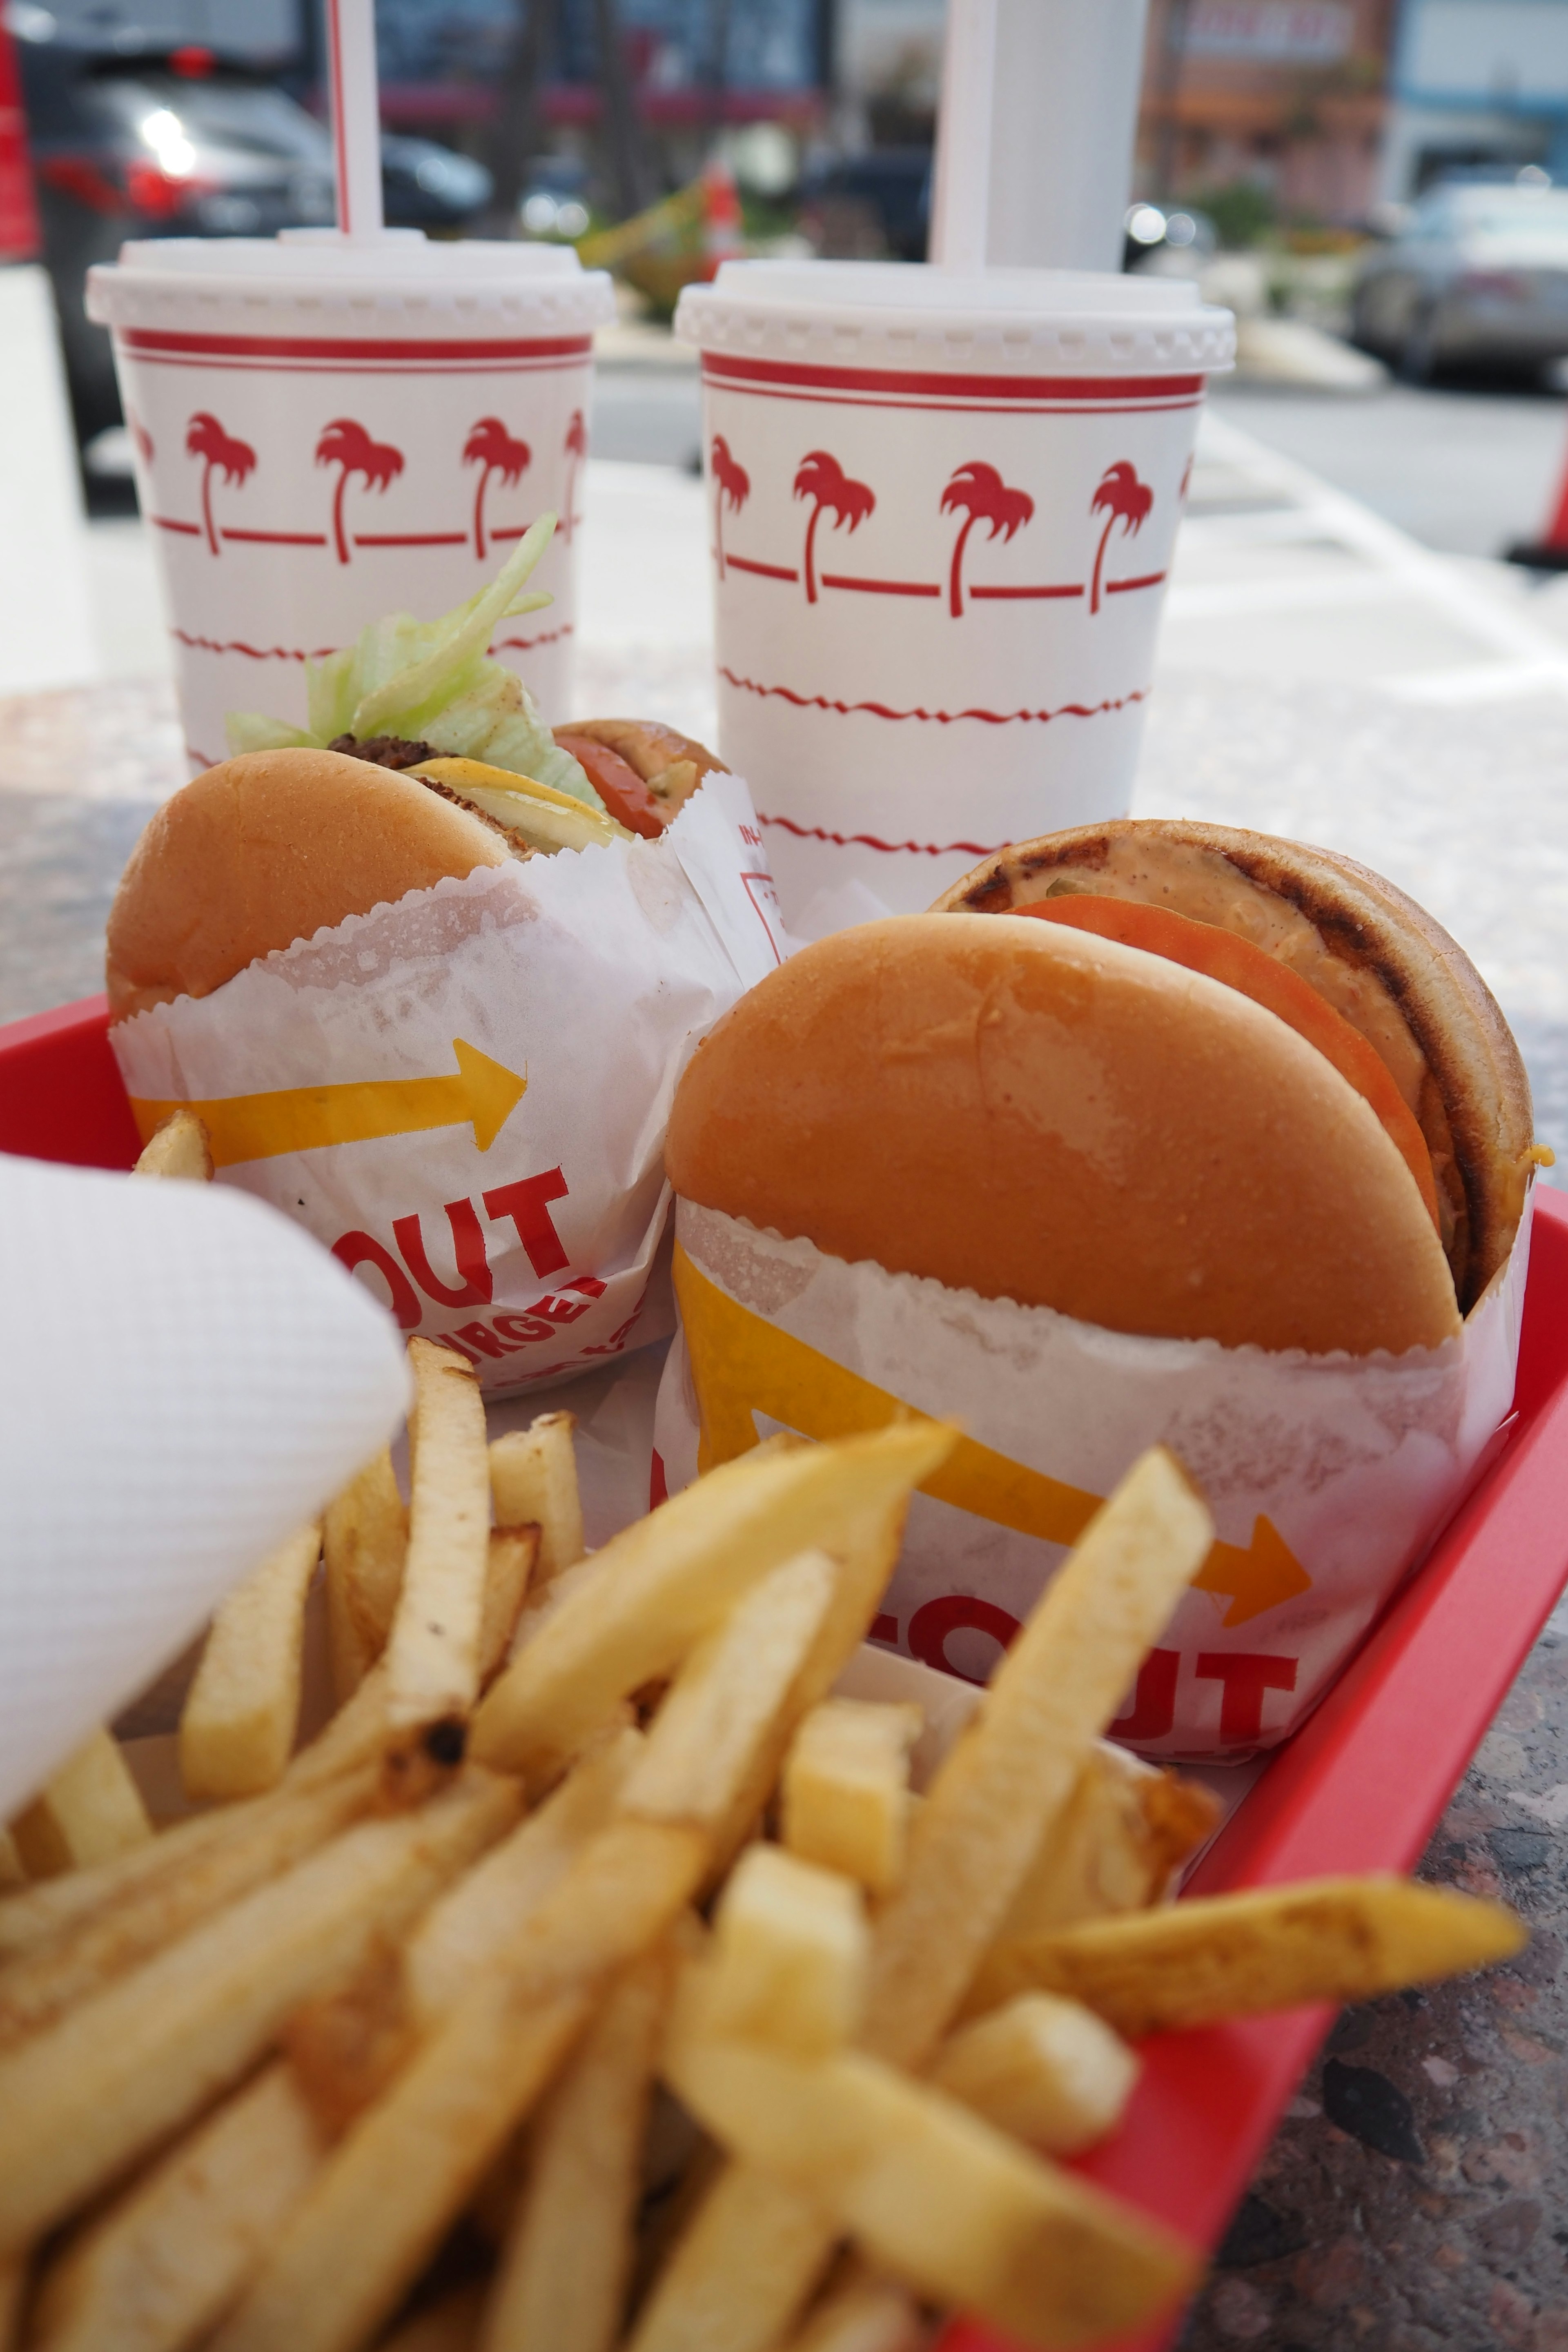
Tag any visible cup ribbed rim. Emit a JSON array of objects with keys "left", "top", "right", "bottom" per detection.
[
  {"left": 86, "top": 261, "right": 616, "bottom": 337},
  {"left": 675, "top": 280, "right": 1235, "bottom": 377}
]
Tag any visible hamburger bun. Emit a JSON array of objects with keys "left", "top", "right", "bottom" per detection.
[
  {"left": 665, "top": 914, "right": 1462, "bottom": 1357},
  {"left": 106, "top": 748, "right": 510, "bottom": 1022},
  {"left": 931, "top": 820, "right": 1535, "bottom": 1312}
]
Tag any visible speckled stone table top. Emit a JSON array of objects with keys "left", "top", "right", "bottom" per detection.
[{"left": 2, "top": 674, "right": 1566, "bottom": 2349}]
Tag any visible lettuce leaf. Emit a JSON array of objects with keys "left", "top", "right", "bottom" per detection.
[{"left": 224, "top": 516, "right": 601, "bottom": 810}]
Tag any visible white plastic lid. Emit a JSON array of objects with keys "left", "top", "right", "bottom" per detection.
[
  {"left": 87, "top": 230, "right": 615, "bottom": 337},
  {"left": 676, "top": 259, "right": 1234, "bottom": 376}
]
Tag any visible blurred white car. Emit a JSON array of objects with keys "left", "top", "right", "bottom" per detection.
[{"left": 1351, "top": 176, "right": 1568, "bottom": 379}]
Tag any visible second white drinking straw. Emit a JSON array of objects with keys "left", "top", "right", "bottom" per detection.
[
  {"left": 928, "top": 0, "right": 998, "bottom": 270},
  {"left": 324, "top": 0, "right": 387, "bottom": 242}
]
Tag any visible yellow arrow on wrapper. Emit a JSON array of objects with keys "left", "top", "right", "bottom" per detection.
[
  {"left": 129, "top": 1038, "right": 526, "bottom": 1169},
  {"left": 673, "top": 1242, "right": 1311, "bottom": 1630}
]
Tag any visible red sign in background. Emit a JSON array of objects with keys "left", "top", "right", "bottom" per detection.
[{"left": 0, "top": 19, "right": 40, "bottom": 263}]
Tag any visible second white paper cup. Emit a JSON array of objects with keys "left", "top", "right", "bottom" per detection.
[
  {"left": 676, "top": 261, "right": 1234, "bottom": 927},
  {"left": 87, "top": 232, "right": 614, "bottom": 769}
]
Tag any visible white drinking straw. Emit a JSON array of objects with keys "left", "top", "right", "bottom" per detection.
[
  {"left": 325, "top": 0, "right": 387, "bottom": 242},
  {"left": 929, "top": 0, "right": 998, "bottom": 272}
]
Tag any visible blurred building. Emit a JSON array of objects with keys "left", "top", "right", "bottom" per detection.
[
  {"left": 1381, "top": 0, "right": 1568, "bottom": 196},
  {"left": 376, "top": 0, "right": 829, "bottom": 141},
  {"left": 1136, "top": 0, "right": 1398, "bottom": 229}
]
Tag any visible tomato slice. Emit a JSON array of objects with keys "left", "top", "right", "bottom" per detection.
[
  {"left": 1015, "top": 894, "right": 1441, "bottom": 1232},
  {"left": 554, "top": 731, "right": 668, "bottom": 841}
]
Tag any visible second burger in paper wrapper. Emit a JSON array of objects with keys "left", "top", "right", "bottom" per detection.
[
  {"left": 106, "top": 527, "right": 787, "bottom": 1388},
  {"left": 657, "top": 820, "right": 1550, "bottom": 1760}
]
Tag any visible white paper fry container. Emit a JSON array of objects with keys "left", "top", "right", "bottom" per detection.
[
  {"left": 654, "top": 1193, "right": 1532, "bottom": 1762},
  {"left": 0, "top": 1154, "right": 409, "bottom": 1821},
  {"left": 674, "top": 261, "right": 1234, "bottom": 929},
  {"left": 108, "top": 776, "right": 787, "bottom": 1396},
  {"left": 86, "top": 232, "right": 615, "bottom": 770}
]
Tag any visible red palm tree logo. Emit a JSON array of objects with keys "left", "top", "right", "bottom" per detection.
[
  {"left": 315, "top": 419, "right": 405, "bottom": 566},
  {"left": 793, "top": 451, "right": 875, "bottom": 604},
  {"left": 128, "top": 410, "right": 154, "bottom": 466},
  {"left": 463, "top": 418, "right": 532, "bottom": 561},
  {"left": 710, "top": 435, "right": 750, "bottom": 581},
  {"left": 940, "top": 463, "right": 1034, "bottom": 617},
  {"left": 562, "top": 410, "right": 587, "bottom": 545},
  {"left": 1089, "top": 461, "right": 1154, "bottom": 614},
  {"left": 185, "top": 412, "right": 256, "bottom": 556}
]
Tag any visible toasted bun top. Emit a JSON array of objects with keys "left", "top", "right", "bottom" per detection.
[
  {"left": 106, "top": 748, "right": 509, "bottom": 1022},
  {"left": 932, "top": 820, "right": 1535, "bottom": 1311},
  {"left": 666, "top": 915, "right": 1462, "bottom": 1356}
]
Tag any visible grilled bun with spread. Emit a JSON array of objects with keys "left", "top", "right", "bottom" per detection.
[
  {"left": 107, "top": 728, "right": 726, "bottom": 1023},
  {"left": 665, "top": 913, "right": 1466, "bottom": 1357},
  {"left": 930, "top": 821, "right": 1538, "bottom": 1312}
]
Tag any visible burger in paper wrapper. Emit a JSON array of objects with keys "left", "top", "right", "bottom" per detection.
[
  {"left": 657, "top": 822, "right": 1549, "bottom": 1760},
  {"left": 105, "top": 528, "right": 786, "bottom": 1392}
]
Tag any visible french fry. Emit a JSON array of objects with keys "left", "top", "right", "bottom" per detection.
[
  {"left": 0, "top": 1833, "right": 24, "bottom": 1891},
  {"left": 864, "top": 1447, "right": 1214, "bottom": 2071},
  {"left": 0, "top": 1768, "right": 376, "bottom": 2051},
  {"left": 780, "top": 2270, "right": 924, "bottom": 2352},
  {"left": 10, "top": 1728, "right": 153, "bottom": 1878},
  {"left": 179, "top": 1524, "right": 322, "bottom": 1802},
  {"left": 31, "top": 2063, "right": 325, "bottom": 2352},
  {"left": 384, "top": 1340, "right": 492, "bottom": 1737},
  {"left": 131, "top": 1107, "right": 213, "bottom": 1180},
  {"left": 994, "top": 1748, "right": 1220, "bottom": 1945},
  {"left": 782, "top": 1700, "right": 922, "bottom": 1898},
  {"left": 626, "top": 2160, "right": 837, "bottom": 2352},
  {"left": 619, "top": 1552, "right": 837, "bottom": 1829},
  {"left": 481, "top": 1944, "right": 673, "bottom": 2352},
  {"left": 480, "top": 1526, "right": 539, "bottom": 1683},
  {"left": 663, "top": 2034, "right": 1198, "bottom": 2351},
  {"left": 472, "top": 1421, "right": 956, "bottom": 1789},
  {"left": 929, "top": 1994, "right": 1138, "bottom": 2153},
  {"left": 704, "top": 1486, "right": 922, "bottom": 1885},
  {"left": 381, "top": 2286, "right": 487, "bottom": 2352},
  {"left": 702, "top": 1846, "right": 867, "bottom": 2058},
  {"left": 323, "top": 1450, "right": 408, "bottom": 1703},
  {"left": 970, "top": 1875, "right": 1528, "bottom": 2037},
  {"left": 210, "top": 1820, "right": 708, "bottom": 2352},
  {"left": 407, "top": 1726, "right": 640, "bottom": 2028},
  {"left": 490, "top": 1412, "right": 584, "bottom": 1584},
  {"left": 0, "top": 2255, "right": 22, "bottom": 2350},
  {"left": 0, "top": 1769, "right": 519, "bottom": 2255},
  {"left": 282, "top": 1941, "right": 416, "bottom": 2138}
]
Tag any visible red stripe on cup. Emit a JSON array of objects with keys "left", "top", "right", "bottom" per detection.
[
  {"left": 1105, "top": 572, "right": 1169, "bottom": 593},
  {"left": 726, "top": 555, "right": 800, "bottom": 581},
  {"left": 220, "top": 528, "right": 329, "bottom": 546},
  {"left": 969, "top": 582, "right": 1084, "bottom": 600},
  {"left": 151, "top": 516, "right": 201, "bottom": 535},
  {"left": 820, "top": 575, "right": 942, "bottom": 597},
  {"left": 118, "top": 329, "right": 595, "bottom": 363},
  {"left": 701, "top": 351, "right": 1206, "bottom": 401},
  {"left": 352, "top": 532, "right": 469, "bottom": 548}
]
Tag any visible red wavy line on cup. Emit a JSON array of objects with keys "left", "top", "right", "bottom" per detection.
[
  {"left": 172, "top": 623, "right": 574, "bottom": 662},
  {"left": 718, "top": 668, "right": 1150, "bottom": 726},
  {"left": 760, "top": 812, "right": 1000, "bottom": 857}
]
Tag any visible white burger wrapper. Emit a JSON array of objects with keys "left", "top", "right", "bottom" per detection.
[
  {"left": 654, "top": 1193, "right": 1533, "bottom": 1762},
  {"left": 108, "top": 774, "right": 787, "bottom": 1396},
  {"left": 0, "top": 1152, "right": 410, "bottom": 1822}
]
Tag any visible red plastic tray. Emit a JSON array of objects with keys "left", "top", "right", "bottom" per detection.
[{"left": 7, "top": 993, "right": 1568, "bottom": 2352}]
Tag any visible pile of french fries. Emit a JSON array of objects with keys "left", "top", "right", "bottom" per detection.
[{"left": 0, "top": 1118, "right": 1526, "bottom": 2352}]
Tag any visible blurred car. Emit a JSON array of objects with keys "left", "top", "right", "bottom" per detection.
[
  {"left": 14, "top": 31, "right": 492, "bottom": 436},
  {"left": 1350, "top": 173, "right": 1568, "bottom": 379},
  {"left": 798, "top": 147, "right": 930, "bottom": 262}
]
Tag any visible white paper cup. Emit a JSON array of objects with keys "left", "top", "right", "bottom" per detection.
[
  {"left": 87, "top": 231, "right": 615, "bottom": 770},
  {"left": 675, "top": 261, "right": 1234, "bottom": 926}
]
